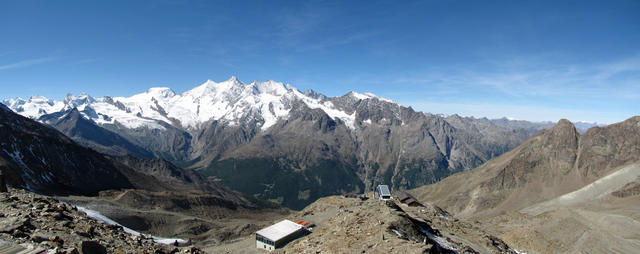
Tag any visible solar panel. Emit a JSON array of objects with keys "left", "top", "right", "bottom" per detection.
[{"left": 378, "top": 185, "right": 391, "bottom": 196}]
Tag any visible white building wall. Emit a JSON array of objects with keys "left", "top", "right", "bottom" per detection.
[{"left": 256, "top": 240, "right": 275, "bottom": 252}]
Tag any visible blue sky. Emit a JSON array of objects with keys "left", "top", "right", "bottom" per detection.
[{"left": 1, "top": 0, "right": 638, "bottom": 124}]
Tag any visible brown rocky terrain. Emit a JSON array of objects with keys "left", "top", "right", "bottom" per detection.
[
  {"left": 0, "top": 188, "right": 205, "bottom": 254},
  {"left": 58, "top": 189, "right": 290, "bottom": 247},
  {"left": 208, "top": 195, "right": 519, "bottom": 253},
  {"left": 409, "top": 116, "right": 640, "bottom": 253},
  {"left": 481, "top": 163, "right": 640, "bottom": 253},
  {"left": 411, "top": 117, "right": 640, "bottom": 218}
]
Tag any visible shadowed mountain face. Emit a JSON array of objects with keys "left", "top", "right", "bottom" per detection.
[
  {"left": 0, "top": 103, "right": 250, "bottom": 206},
  {"left": 0, "top": 104, "right": 137, "bottom": 195},
  {"left": 3, "top": 79, "right": 550, "bottom": 209},
  {"left": 411, "top": 116, "right": 640, "bottom": 218},
  {"left": 40, "top": 108, "right": 154, "bottom": 158}
]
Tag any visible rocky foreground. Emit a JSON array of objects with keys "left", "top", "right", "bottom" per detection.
[
  {"left": 276, "top": 195, "right": 518, "bottom": 253},
  {"left": 0, "top": 188, "right": 205, "bottom": 254}
]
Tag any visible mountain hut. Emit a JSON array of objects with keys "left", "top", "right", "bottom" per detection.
[{"left": 255, "top": 220, "right": 307, "bottom": 251}]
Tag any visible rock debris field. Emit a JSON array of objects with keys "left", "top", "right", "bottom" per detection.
[{"left": 0, "top": 188, "right": 205, "bottom": 254}]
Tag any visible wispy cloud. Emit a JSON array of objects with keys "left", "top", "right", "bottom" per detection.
[
  {"left": 402, "top": 101, "right": 628, "bottom": 125},
  {"left": 594, "top": 55, "right": 640, "bottom": 80},
  {"left": 0, "top": 57, "right": 56, "bottom": 71},
  {"left": 465, "top": 55, "right": 640, "bottom": 100},
  {"left": 0, "top": 52, "right": 15, "bottom": 58},
  {"left": 274, "top": 1, "right": 375, "bottom": 53},
  {"left": 73, "top": 58, "right": 100, "bottom": 65},
  {"left": 364, "top": 54, "right": 640, "bottom": 100},
  {"left": 332, "top": 54, "right": 640, "bottom": 123}
]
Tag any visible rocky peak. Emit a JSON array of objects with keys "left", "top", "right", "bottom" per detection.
[
  {"left": 145, "top": 87, "right": 176, "bottom": 99},
  {"left": 552, "top": 118, "right": 575, "bottom": 130},
  {"left": 542, "top": 118, "right": 579, "bottom": 149},
  {"left": 28, "top": 95, "right": 55, "bottom": 106},
  {"left": 1, "top": 98, "right": 26, "bottom": 109},
  {"left": 63, "top": 93, "right": 95, "bottom": 110},
  {"left": 252, "top": 79, "right": 290, "bottom": 96},
  {"left": 577, "top": 115, "right": 640, "bottom": 178},
  {"left": 62, "top": 107, "right": 82, "bottom": 120},
  {"left": 623, "top": 115, "right": 640, "bottom": 125},
  {"left": 303, "top": 89, "right": 326, "bottom": 100},
  {"left": 226, "top": 75, "right": 241, "bottom": 84},
  {"left": 189, "top": 77, "right": 242, "bottom": 96}
]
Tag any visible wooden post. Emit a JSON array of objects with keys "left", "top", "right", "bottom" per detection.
[{"left": 0, "top": 170, "right": 7, "bottom": 192}]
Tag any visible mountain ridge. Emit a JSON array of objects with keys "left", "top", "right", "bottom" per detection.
[
  {"left": 407, "top": 116, "right": 640, "bottom": 253},
  {"left": 410, "top": 116, "right": 640, "bottom": 218},
  {"left": 2, "top": 77, "right": 599, "bottom": 134},
  {"left": 1, "top": 77, "right": 580, "bottom": 209}
]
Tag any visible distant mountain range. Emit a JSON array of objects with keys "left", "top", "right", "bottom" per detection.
[{"left": 0, "top": 77, "right": 599, "bottom": 209}]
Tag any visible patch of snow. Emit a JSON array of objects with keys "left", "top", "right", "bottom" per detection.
[
  {"left": 76, "top": 206, "right": 188, "bottom": 245},
  {"left": 41, "top": 172, "right": 53, "bottom": 183},
  {"left": 364, "top": 92, "right": 393, "bottom": 103},
  {"left": 349, "top": 91, "right": 393, "bottom": 103},
  {"left": 512, "top": 248, "right": 527, "bottom": 254},
  {"left": 3, "top": 147, "right": 39, "bottom": 185},
  {"left": 4, "top": 149, "right": 26, "bottom": 169},
  {"left": 145, "top": 87, "right": 176, "bottom": 99},
  {"left": 3, "top": 96, "right": 64, "bottom": 119},
  {"left": 391, "top": 229, "right": 403, "bottom": 237},
  {"left": 90, "top": 99, "right": 166, "bottom": 130},
  {"left": 294, "top": 90, "right": 356, "bottom": 129},
  {"left": 350, "top": 91, "right": 370, "bottom": 100},
  {"left": 418, "top": 226, "right": 457, "bottom": 251}
]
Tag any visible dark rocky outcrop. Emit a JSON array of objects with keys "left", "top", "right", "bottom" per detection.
[
  {"left": 40, "top": 108, "right": 154, "bottom": 158},
  {"left": 0, "top": 104, "right": 138, "bottom": 195},
  {"left": 0, "top": 104, "right": 253, "bottom": 205}
]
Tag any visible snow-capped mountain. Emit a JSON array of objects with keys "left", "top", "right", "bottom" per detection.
[
  {"left": 3, "top": 77, "right": 541, "bottom": 209},
  {"left": 3, "top": 77, "right": 388, "bottom": 132}
]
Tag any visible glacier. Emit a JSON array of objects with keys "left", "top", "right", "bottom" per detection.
[{"left": 2, "top": 76, "right": 393, "bottom": 132}]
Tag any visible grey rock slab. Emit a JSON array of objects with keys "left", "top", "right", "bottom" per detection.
[{"left": 0, "top": 217, "right": 28, "bottom": 233}]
